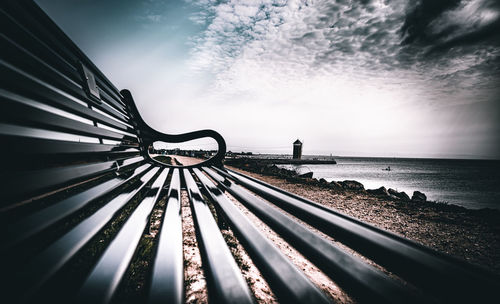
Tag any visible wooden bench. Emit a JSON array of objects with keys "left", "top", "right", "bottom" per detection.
[{"left": 1, "top": 1, "right": 498, "bottom": 303}]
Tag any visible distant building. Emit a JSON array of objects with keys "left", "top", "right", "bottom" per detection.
[{"left": 293, "top": 139, "right": 302, "bottom": 159}]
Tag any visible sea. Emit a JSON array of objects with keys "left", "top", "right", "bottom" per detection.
[{"left": 275, "top": 156, "right": 500, "bottom": 210}]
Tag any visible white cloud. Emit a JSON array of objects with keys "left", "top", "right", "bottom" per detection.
[{"left": 153, "top": 0, "right": 500, "bottom": 157}]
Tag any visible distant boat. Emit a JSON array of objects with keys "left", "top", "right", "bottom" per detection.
[{"left": 382, "top": 166, "right": 391, "bottom": 171}]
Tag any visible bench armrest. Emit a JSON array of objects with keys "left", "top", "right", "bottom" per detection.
[{"left": 121, "top": 90, "right": 226, "bottom": 168}]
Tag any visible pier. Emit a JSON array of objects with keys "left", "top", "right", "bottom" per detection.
[{"left": 255, "top": 158, "right": 337, "bottom": 165}]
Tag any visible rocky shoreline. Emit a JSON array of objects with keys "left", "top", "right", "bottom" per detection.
[
  {"left": 225, "top": 159, "right": 500, "bottom": 277},
  {"left": 224, "top": 158, "right": 500, "bottom": 217}
]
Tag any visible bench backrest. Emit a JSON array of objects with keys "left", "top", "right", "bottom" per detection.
[
  {"left": 0, "top": 0, "right": 225, "bottom": 208},
  {"left": 1, "top": 0, "right": 142, "bottom": 205}
]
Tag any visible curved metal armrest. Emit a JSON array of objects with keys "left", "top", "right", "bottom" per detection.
[{"left": 120, "top": 90, "right": 226, "bottom": 168}]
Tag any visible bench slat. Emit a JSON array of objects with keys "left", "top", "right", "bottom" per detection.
[
  {"left": 0, "top": 63, "right": 134, "bottom": 132},
  {"left": 204, "top": 167, "right": 423, "bottom": 303},
  {"left": 1, "top": 156, "right": 144, "bottom": 204},
  {"left": 0, "top": 28, "right": 129, "bottom": 119},
  {"left": 221, "top": 167, "right": 499, "bottom": 303},
  {"left": 1, "top": 1, "right": 126, "bottom": 109},
  {"left": 148, "top": 169, "right": 184, "bottom": 304},
  {"left": 1, "top": 94, "right": 136, "bottom": 142},
  {"left": 0, "top": 32, "right": 87, "bottom": 102},
  {"left": 228, "top": 167, "right": 486, "bottom": 269},
  {"left": 184, "top": 169, "right": 255, "bottom": 304},
  {"left": 97, "top": 86, "right": 129, "bottom": 116},
  {"left": 0, "top": 7, "right": 80, "bottom": 85},
  {"left": 77, "top": 168, "right": 169, "bottom": 304},
  {"left": 0, "top": 52, "right": 131, "bottom": 125},
  {"left": 193, "top": 168, "right": 331, "bottom": 304},
  {"left": 2, "top": 163, "right": 150, "bottom": 248},
  {"left": 2, "top": 1, "right": 85, "bottom": 71},
  {"left": 10, "top": 166, "right": 159, "bottom": 302},
  {"left": 0, "top": 135, "right": 140, "bottom": 156}
]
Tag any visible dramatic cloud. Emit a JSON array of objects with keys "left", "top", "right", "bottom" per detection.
[
  {"left": 35, "top": 0, "right": 500, "bottom": 158},
  {"left": 401, "top": 0, "right": 500, "bottom": 48},
  {"left": 187, "top": 0, "right": 499, "bottom": 95},
  {"left": 180, "top": 0, "right": 499, "bottom": 158}
]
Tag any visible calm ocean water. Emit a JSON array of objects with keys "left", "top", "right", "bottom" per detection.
[{"left": 280, "top": 157, "right": 500, "bottom": 210}]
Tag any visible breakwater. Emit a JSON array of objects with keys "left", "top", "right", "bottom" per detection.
[{"left": 225, "top": 157, "right": 336, "bottom": 166}]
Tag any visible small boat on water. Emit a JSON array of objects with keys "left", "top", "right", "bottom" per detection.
[{"left": 382, "top": 166, "right": 391, "bottom": 171}]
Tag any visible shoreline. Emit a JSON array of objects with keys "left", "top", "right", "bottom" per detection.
[
  {"left": 225, "top": 157, "right": 500, "bottom": 213},
  {"left": 225, "top": 161, "right": 500, "bottom": 276}
]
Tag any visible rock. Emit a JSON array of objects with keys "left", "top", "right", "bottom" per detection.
[
  {"left": 319, "top": 178, "right": 328, "bottom": 184},
  {"left": 367, "top": 186, "right": 389, "bottom": 196},
  {"left": 265, "top": 165, "right": 296, "bottom": 177},
  {"left": 340, "top": 180, "right": 365, "bottom": 191},
  {"left": 267, "top": 165, "right": 279, "bottom": 173},
  {"left": 398, "top": 192, "right": 410, "bottom": 201},
  {"left": 298, "top": 172, "right": 313, "bottom": 178},
  {"left": 412, "top": 191, "right": 427, "bottom": 202},
  {"left": 388, "top": 188, "right": 410, "bottom": 201},
  {"left": 305, "top": 178, "right": 317, "bottom": 185},
  {"left": 279, "top": 168, "right": 295, "bottom": 176},
  {"left": 388, "top": 188, "right": 399, "bottom": 196},
  {"left": 329, "top": 181, "right": 343, "bottom": 190}
]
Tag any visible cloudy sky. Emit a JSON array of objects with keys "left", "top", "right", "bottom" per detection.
[{"left": 35, "top": 0, "right": 500, "bottom": 159}]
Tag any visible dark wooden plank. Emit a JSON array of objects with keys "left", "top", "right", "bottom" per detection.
[
  {"left": 95, "top": 77, "right": 126, "bottom": 108},
  {"left": 148, "top": 169, "right": 184, "bottom": 304},
  {"left": 219, "top": 168, "right": 500, "bottom": 303},
  {"left": 98, "top": 87, "right": 128, "bottom": 116},
  {"left": 193, "top": 168, "right": 330, "bottom": 304},
  {"left": 2, "top": 0, "right": 123, "bottom": 102},
  {"left": 1, "top": 162, "right": 148, "bottom": 248},
  {"left": 0, "top": 32, "right": 84, "bottom": 98},
  {"left": 1, "top": 156, "right": 144, "bottom": 205},
  {"left": 0, "top": 93, "right": 136, "bottom": 142},
  {"left": 183, "top": 169, "right": 254, "bottom": 304},
  {"left": 77, "top": 168, "right": 168, "bottom": 304},
  {"left": 0, "top": 24, "right": 129, "bottom": 119},
  {"left": 8, "top": 166, "right": 159, "bottom": 303},
  {"left": 0, "top": 46, "right": 131, "bottom": 124},
  {"left": 0, "top": 6, "right": 79, "bottom": 82},
  {"left": 0, "top": 66, "right": 132, "bottom": 132},
  {"left": 0, "top": 135, "right": 139, "bottom": 156},
  {"left": 204, "top": 167, "right": 422, "bottom": 303}
]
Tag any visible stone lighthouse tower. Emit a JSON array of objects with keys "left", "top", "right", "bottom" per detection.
[{"left": 293, "top": 139, "right": 302, "bottom": 159}]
